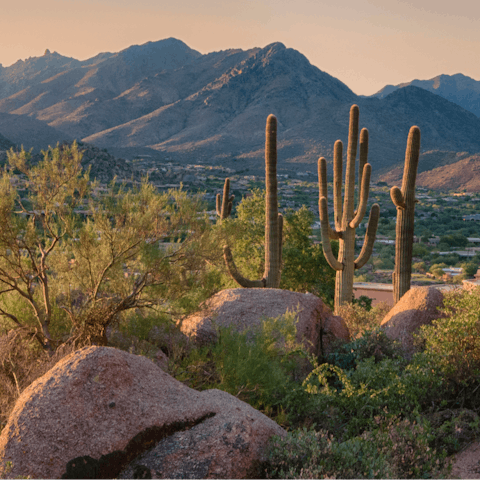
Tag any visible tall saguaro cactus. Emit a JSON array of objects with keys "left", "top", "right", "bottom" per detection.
[
  {"left": 390, "top": 126, "right": 421, "bottom": 304},
  {"left": 223, "top": 114, "right": 283, "bottom": 288},
  {"left": 216, "top": 178, "right": 234, "bottom": 220},
  {"left": 318, "top": 105, "right": 380, "bottom": 314}
]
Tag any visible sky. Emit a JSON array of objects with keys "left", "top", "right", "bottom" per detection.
[{"left": 1, "top": 0, "right": 479, "bottom": 96}]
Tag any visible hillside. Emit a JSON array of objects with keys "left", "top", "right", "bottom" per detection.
[
  {"left": 378, "top": 151, "right": 480, "bottom": 192},
  {"left": 416, "top": 155, "right": 480, "bottom": 192}
]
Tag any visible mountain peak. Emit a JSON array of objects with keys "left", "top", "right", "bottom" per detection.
[{"left": 263, "top": 42, "right": 286, "bottom": 51}]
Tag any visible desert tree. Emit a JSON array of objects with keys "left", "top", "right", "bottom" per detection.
[
  {"left": 0, "top": 143, "right": 90, "bottom": 355},
  {"left": 0, "top": 143, "right": 221, "bottom": 357}
]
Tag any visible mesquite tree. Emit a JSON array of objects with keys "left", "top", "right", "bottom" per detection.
[{"left": 0, "top": 143, "right": 218, "bottom": 356}]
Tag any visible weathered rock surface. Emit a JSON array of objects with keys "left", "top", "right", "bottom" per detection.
[
  {"left": 178, "top": 288, "right": 350, "bottom": 358},
  {"left": 117, "top": 389, "right": 280, "bottom": 479},
  {"left": 0, "top": 346, "right": 285, "bottom": 479},
  {"left": 380, "top": 286, "right": 445, "bottom": 358}
]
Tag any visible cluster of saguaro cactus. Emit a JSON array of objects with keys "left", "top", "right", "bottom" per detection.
[
  {"left": 216, "top": 178, "right": 234, "bottom": 220},
  {"left": 390, "top": 126, "right": 421, "bottom": 304},
  {"left": 223, "top": 114, "right": 283, "bottom": 288},
  {"left": 318, "top": 105, "right": 380, "bottom": 314}
]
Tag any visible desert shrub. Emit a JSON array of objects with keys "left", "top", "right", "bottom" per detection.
[
  {"left": 326, "top": 327, "right": 403, "bottom": 371},
  {"left": 300, "top": 356, "right": 444, "bottom": 439},
  {"left": 412, "top": 288, "right": 480, "bottom": 408},
  {"left": 173, "top": 311, "right": 313, "bottom": 424},
  {"left": 117, "top": 311, "right": 172, "bottom": 343},
  {"left": 337, "top": 302, "right": 391, "bottom": 339},
  {"left": 352, "top": 294, "right": 373, "bottom": 311},
  {"left": 265, "top": 417, "right": 450, "bottom": 479},
  {"left": 425, "top": 408, "right": 480, "bottom": 455}
]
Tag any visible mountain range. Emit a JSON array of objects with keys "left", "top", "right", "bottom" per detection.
[
  {"left": 1, "top": 38, "right": 480, "bottom": 184},
  {"left": 373, "top": 73, "right": 480, "bottom": 118}
]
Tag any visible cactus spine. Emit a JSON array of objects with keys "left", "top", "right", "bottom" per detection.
[
  {"left": 223, "top": 114, "right": 283, "bottom": 288},
  {"left": 216, "top": 178, "right": 234, "bottom": 220},
  {"left": 390, "top": 126, "right": 421, "bottom": 304},
  {"left": 318, "top": 105, "right": 380, "bottom": 314}
]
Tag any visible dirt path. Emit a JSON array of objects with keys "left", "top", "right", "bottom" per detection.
[{"left": 450, "top": 441, "right": 480, "bottom": 479}]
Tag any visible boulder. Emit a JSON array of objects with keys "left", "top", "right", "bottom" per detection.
[
  {"left": 380, "top": 286, "right": 445, "bottom": 358},
  {"left": 178, "top": 288, "right": 350, "bottom": 358},
  {"left": 117, "top": 389, "right": 280, "bottom": 479},
  {"left": 0, "top": 346, "right": 285, "bottom": 479}
]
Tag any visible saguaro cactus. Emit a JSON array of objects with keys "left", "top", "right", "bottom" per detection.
[
  {"left": 390, "top": 126, "right": 421, "bottom": 304},
  {"left": 223, "top": 114, "right": 283, "bottom": 288},
  {"left": 216, "top": 178, "right": 234, "bottom": 220},
  {"left": 318, "top": 105, "right": 380, "bottom": 314}
]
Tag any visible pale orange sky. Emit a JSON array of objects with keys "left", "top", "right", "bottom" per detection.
[{"left": 1, "top": 0, "right": 479, "bottom": 96}]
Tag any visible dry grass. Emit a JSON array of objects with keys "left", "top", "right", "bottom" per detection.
[{"left": 338, "top": 301, "right": 392, "bottom": 339}]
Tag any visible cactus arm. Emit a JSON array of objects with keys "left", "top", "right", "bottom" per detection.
[
  {"left": 216, "top": 193, "right": 221, "bottom": 217},
  {"left": 342, "top": 105, "right": 359, "bottom": 226},
  {"left": 349, "top": 163, "right": 371, "bottom": 229},
  {"left": 390, "top": 186, "right": 405, "bottom": 209},
  {"left": 223, "top": 246, "right": 265, "bottom": 288},
  {"left": 401, "top": 126, "right": 421, "bottom": 200},
  {"left": 354, "top": 203, "right": 380, "bottom": 269},
  {"left": 318, "top": 156, "right": 340, "bottom": 239},
  {"left": 319, "top": 197, "right": 343, "bottom": 271},
  {"left": 358, "top": 129, "right": 368, "bottom": 196},
  {"left": 227, "top": 195, "right": 234, "bottom": 216},
  {"left": 318, "top": 156, "right": 328, "bottom": 200},
  {"left": 333, "top": 140, "right": 343, "bottom": 232},
  {"left": 278, "top": 213, "right": 283, "bottom": 268}
]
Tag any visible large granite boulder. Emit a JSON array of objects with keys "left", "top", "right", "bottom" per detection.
[
  {"left": 381, "top": 286, "right": 445, "bottom": 358},
  {"left": 0, "top": 346, "right": 285, "bottom": 479},
  {"left": 178, "top": 288, "right": 350, "bottom": 358}
]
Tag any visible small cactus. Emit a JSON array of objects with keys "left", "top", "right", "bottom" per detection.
[
  {"left": 390, "top": 126, "right": 421, "bottom": 303},
  {"left": 223, "top": 114, "right": 283, "bottom": 288},
  {"left": 216, "top": 178, "right": 234, "bottom": 220},
  {"left": 318, "top": 105, "right": 380, "bottom": 314}
]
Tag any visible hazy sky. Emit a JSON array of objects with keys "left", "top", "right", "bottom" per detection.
[{"left": 1, "top": 0, "right": 479, "bottom": 96}]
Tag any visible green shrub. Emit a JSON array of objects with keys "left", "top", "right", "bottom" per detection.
[
  {"left": 265, "top": 417, "right": 450, "bottom": 479},
  {"left": 415, "top": 288, "right": 480, "bottom": 389},
  {"left": 301, "top": 356, "right": 444, "bottom": 439},
  {"left": 337, "top": 302, "right": 391, "bottom": 339},
  {"left": 326, "top": 327, "right": 402, "bottom": 371},
  {"left": 425, "top": 408, "right": 480, "bottom": 455},
  {"left": 173, "top": 310, "right": 313, "bottom": 424},
  {"left": 117, "top": 311, "right": 175, "bottom": 343}
]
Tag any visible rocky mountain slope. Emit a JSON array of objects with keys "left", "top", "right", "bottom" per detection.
[
  {"left": 373, "top": 73, "right": 480, "bottom": 118},
  {"left": 0, "top": 38, "right": 479, "bottom": 179},
  {"left": 379, "top": 151, "right": 480, "bottom": 192}
]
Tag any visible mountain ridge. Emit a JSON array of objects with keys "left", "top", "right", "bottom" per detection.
[
  {"left": 373, "top": 73, "right": 480, "bottom": 118},
  {"left": 0, "top": 38, "right": 479, "bottom": 180}
]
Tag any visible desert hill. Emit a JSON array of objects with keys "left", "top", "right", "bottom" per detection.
[{"left": 378, "top": 151, "right": 480, "bottom": 192}]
